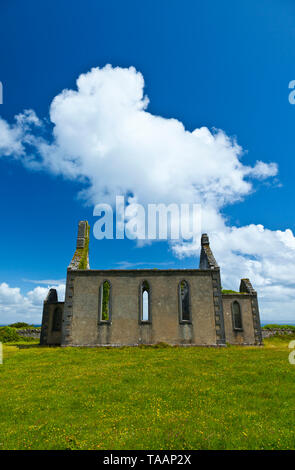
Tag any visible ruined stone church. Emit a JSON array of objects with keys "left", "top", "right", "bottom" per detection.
[{"left": 40, "top": 221, "right": 262, "bottom": 347}]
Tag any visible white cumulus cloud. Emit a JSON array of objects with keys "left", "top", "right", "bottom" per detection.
[{"left": 0, "top": 282, "right": 65, "bottom": 325}]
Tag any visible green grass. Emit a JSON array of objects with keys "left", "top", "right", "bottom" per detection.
[{"left": 1, "top": 336, "right": 295, "bottom": 450}]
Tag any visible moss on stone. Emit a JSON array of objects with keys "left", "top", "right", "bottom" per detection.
[
  {"left": 78, "top": 223, "right": 90, "bottom": 269},
  {"left": 222, "top": 289, "right": 246, "bottom": 295}
]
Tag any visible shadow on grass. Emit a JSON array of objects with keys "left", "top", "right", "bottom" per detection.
[{"left": 7, "top": 342, "right": 42, "bottom": 349}]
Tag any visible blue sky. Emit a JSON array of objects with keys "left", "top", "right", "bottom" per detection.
[{"left": 0, "top": 0, "right": 295, "bottom": 324}]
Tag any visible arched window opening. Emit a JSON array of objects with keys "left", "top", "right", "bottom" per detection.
[
  {"left": 52, "top": 307, "right": 62, "bottom": 332},
  {"left": 141, "top": 281, "right": 150, "bottom": 322},
  {"left": 232, "top": 301, "right": 243, "bottom": 330},
  {"left": 179, "top": 280, "right": 190, "bottom": 322},
  {"left": 100, "top": 280, "right": 111, "bottom": 322}
]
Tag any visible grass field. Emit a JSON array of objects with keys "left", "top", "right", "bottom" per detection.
[{"left": 1, "top": 336, "right": 295, "bottom": 450}]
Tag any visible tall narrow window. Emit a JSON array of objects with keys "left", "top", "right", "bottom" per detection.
[
  {"left": 100, "top": 280, "right": 111, "bottom": 322},
  {"left": 179, "top": 280, "right": 190, "bottom": 322},
  {"left": 232, "top": 301, "right": 243, "bottom": 330},
  {"left": 52, "top": 307, "right": 62, "bottom": 332},
  {"left": 140, "top": 281, "right": 150, "bottom": 322}
]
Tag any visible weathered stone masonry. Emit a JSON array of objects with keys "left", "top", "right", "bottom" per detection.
[{"left": 40, "top": 221, "right": 263, "bottom": 347}]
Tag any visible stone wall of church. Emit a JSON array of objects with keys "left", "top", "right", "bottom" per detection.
[
  {"left": 62, "top": 269, "right": 220, "bottom": 347},
  {"left": 222, "top": 294, "right": 256, "bottom": 345},
  {"left": 40, "top": 300, "right": 64, "bottom": 345}
]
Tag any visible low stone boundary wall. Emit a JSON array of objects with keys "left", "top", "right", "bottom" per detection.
[
  {"left": 262, "top": 328, "right": 295, "bottom": 338},
  {"left": 17, "top": 328, "right": 41, "bottom": 339},
  {"left": 15, "top": 328, "right": 294, "bottom": 340}
]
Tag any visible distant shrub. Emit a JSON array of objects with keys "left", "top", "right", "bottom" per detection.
[
  {"left": 137, "top": 342, "right": 172, "bottom": 349},
  {"left": 9, "top": 322, "right": 31, "bottom": 329},
  {"left": 263, "top": 324, "right": 295, "bottom": 331},
  {"left": 152, "top": 342, "right": 172, "bottom": 348},
  {"left": 0, "top": 327, "right": 21, "bottom": 343}
]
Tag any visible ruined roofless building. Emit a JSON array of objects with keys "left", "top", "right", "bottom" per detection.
[{"left": 40, "top": 221, "right": 263, "bottom": 347}]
